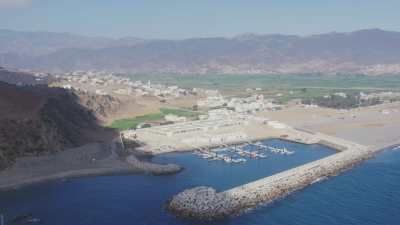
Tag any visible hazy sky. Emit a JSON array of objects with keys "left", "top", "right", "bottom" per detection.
[{"left": 1, "top": 0, "right": 400, "bottom": 39}]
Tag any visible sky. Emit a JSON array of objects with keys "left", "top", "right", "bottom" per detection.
[{"left": 0, "top": 0, "right": 400, "bottom": 39}]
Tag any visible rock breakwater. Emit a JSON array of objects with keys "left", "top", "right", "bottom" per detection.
[
  {"left": 167, "top": 144, "right": 380, "bottom": 220},
  {"left": 126, "top": 155, "right": 182, "bottom": 175}
]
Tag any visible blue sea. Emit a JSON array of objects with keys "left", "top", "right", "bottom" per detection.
[{"left": 1, "top": 139, "right": 399, "bottom": 225}]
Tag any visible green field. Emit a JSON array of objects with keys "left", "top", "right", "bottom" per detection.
[
  {"left": 123, "top": 73, "right": 400, "bottom": 94},
  {"left": 122, "top": 73, "right": 400, "bottom": 103},
  {"left": 265, "top": 88, "right": 374, "bottom": 104},
  {"left": 109, "top": 107, "right": 202, "bottom": 130},
  {"left": 159, "top": 107, "right": 202, "bottom": 118},
  {"left": 109, "top": 113, "right": 164, "bottom": 130}
]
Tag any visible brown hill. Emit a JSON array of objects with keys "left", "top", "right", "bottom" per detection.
[
  {"left": 0, "top": 81, "right": 116, "bottom": 169},
  {"left": 74, "top": 89, "right": 122, "bottom": 122},
  {"left": 0, "top": 66, "right": 53, "bottom": 85},
  {"left": 0, "top": 82, "right": 43, "bottom": 119}
]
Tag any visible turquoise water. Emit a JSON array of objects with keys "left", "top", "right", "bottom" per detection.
[{"left": 1, "top": 139, "right": 399, "bottom": 225}]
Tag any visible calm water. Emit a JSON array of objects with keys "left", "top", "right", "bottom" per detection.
[{"left": 0, "top": 139, "right": 399, "bottom": 225}]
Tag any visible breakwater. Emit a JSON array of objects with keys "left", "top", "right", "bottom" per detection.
[
  {"left": 167, "top": 141, "right": 381, "bottom": 220},
  {"left": 126, "top": 155, "right": 182, "bottom": 175}
]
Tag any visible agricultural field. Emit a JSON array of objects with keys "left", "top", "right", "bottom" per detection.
[
  {"left": 123, "top": 74, "right": 400, "bottom": 92},
  {"left": 159, "top": 107, "right": 202, "bottom": 118},
  {"left": 122, "top": 73, "right": 400, "bottom": 104}
]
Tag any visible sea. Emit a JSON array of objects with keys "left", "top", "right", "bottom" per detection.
[{"left": 0, "top": 139, "right": 399, "bottom": 225}]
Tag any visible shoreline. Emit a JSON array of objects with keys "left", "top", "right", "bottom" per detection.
[
  {"left": 1, "top": 135, "right": 384, "bottom": 192},
  {"left": 0, "top": 167, "right": 141, "bottom": 191},
  {"left": 1, "top": 134, "right": 398, "bottom": 198},
  {"left": 167, "top": 139, "right": 398, "bottom": 220},
  {"left": 0, "top": 135, "right": 339, "bottom": 192},
  {"left": 0, "top": 140, "right": 182, "bottom": 192},
  {"left": 0, "top": 163, "right": 182, "bottom": 192}
]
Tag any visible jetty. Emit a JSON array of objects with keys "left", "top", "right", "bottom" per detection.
[{"left": 167, "top": 136, "right": 385, "bottom": 220}]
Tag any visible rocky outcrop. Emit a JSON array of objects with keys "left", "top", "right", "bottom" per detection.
[
  {"left": 168, "top": 187, "right": 235, "bottom": 219},
  {"left": 0, "top": 79, "right": 115, "bottom": 170},
  {"left": 0, "top": 67, "right": 53, "bottom": 85},
  {"left": 126, "top": 155, "right": 182, "bottom": 175},
  {"left": 74, "top": 89, "right": 121, "bottom": 121}
]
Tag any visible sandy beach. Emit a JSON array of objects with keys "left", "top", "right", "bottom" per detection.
[
  {"left": 0, "top": 139, "right": 181, "bottom": 191},
  {"left": 258, "top": 102, "right": 400, "bottom": 147}
]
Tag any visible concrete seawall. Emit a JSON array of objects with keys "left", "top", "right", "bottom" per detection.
[{"left": 167, "top": 140, "right": 384, "bottom": 220}]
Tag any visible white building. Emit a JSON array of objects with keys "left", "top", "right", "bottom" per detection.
[
  {"left": 164, "top": 114, "right": 187, "bottom": 123},
  {"left": 268, "top": 121, "right": 289, "bottom": 129},
  {"left": 197, "top": 96, "right": 226, "bottom": 108},
  {"left": 208, "top": 108, "right": 233, "bottom": 120}
]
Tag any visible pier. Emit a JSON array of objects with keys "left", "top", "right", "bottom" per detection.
[{"left": 167, "top": 136, "right": 383, "bottom": 220}]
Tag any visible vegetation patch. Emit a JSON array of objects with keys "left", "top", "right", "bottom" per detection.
[
  {"left": 302, "top": 93, "right": 382, "bottom": 109},
  {"left": 109, "top": 107, "right": 203, "bottom": 130},
  {"left": 109, "top": 113, "right": 164, "bottom": 130},
  {"left": 159, "top": 107, "right": 202, "bottom": 118},
  {"left": 124, "top": 74, "right": 400, "bottom": 95}
]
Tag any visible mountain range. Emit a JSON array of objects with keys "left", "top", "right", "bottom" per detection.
[{"left": 1, "top": 29, "right": 400, "bottom": 75}]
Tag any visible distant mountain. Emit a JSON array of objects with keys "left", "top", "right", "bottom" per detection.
[
  {"left": 1, "top": 29, "right": 400, "bottom": 75},
  {"left": 0, "top": 29, "right": 145, "bottom": 56}
]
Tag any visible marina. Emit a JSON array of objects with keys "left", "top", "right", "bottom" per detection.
[
  {"left": 167, "top": 135, "right": 379, "bottom": 219},
  {"left": 0, "top": 139, "right": 336, "bottom": 225},
  {"left": 3, "top": 3, "right": 400, "bottom": 225},
  {"left": 121, "top": 112, "right": 321, "bottom": 156},
  {"left": 119, "top": 111, "right": 387, "bottom": 220},
  {"left": 1, "top": 141, "right": 399, "bottom": 225},
  {"left": 192, "top": 142, "right": 295, "bottom": 164}
]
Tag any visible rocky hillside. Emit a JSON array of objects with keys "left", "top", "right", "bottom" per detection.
[
  {"left": 0, "top": 78, "right": 116, "bottom": 169},
  {"left": 0, "top": 66, "right": 53, "bottom": 85},
  {"left": 74, "top": 89, "right": 122, "bottom": 121}
]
